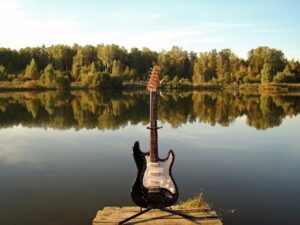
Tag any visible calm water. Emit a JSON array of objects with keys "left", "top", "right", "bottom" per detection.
[{"left": 0, "top": 90, "right": 299, "bottom": 225}]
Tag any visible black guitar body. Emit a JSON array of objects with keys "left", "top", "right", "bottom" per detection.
[{"left": 131, "top": 141, "right": 178, "bottom": 209}]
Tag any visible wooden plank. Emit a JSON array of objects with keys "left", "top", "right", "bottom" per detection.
[{"left": 93, "top": 206, "right": 223, "bottom": 225}]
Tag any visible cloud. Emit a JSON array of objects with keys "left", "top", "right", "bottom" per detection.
[
  {"left": 91, "top": 22, "right": 249, "bottom": 50},
  {"left": 0, "top": 0, "right": 78, "bottom": 48},
  {"left": 2, "top": 1, "right": 296, "bottom": 60}
]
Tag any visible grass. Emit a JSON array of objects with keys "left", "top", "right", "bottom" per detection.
[{"left": 177, "top": 193, "right": 210, "bottom": 210}]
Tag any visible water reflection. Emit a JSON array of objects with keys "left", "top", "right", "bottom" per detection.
[{"left": 0, "top": 90, "right": 300, "bottom": 130}]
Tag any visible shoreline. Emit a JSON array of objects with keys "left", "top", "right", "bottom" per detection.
[{"left": 1, "top": 82, "right": 300, "bottom": 93}]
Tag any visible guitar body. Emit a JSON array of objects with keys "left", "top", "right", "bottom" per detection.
[{"left": 131, "top": 141, "right": 178, "bottom": 208}]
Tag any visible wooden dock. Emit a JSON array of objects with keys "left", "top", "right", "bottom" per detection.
[{"left": 93, "top": 206, "right": 223, "bottom": 225}]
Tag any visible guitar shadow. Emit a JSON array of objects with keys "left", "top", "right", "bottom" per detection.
[{"left": 125, "top": 209, "right": 218, "bottom": 225}]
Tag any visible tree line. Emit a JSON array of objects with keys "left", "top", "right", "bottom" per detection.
[{"left": 0, "top": 44, "right": 300, "bottom": 87}]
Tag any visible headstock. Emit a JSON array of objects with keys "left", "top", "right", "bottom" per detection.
[{"left": 147, "top": 65, "right": 160, "bottom": 92}]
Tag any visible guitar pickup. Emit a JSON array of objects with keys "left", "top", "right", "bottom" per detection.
[{"left": 149, "top": 172, "right": 162, "bottom": 176}]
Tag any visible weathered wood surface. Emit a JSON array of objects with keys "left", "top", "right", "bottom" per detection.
[{"left": 93, "top": 206, "right": 223, "bottom": 225}]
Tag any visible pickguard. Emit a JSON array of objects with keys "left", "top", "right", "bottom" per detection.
[{"left": 142, "top": 154, "right": 176, "bottom": 194}]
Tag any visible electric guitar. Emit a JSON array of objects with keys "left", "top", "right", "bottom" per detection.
[{"left": 131, "top": 65, "right": 178, "bottom": 209}]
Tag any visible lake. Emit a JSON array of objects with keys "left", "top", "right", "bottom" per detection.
[{"left": 0, "top": 90, "right": 299, "bottom": 225}]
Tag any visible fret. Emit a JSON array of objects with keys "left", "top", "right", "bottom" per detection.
[{"left": 149, "top": 92, "right": 159, "bottom": 162}]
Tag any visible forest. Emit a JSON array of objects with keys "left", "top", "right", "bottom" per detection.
[{"left": 0, "top": 44, "right": 300, "bottom": 89}]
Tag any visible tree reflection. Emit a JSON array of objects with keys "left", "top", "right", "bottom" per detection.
[{"left": 0, "top": 91, "right": 299, "bottom": 130}]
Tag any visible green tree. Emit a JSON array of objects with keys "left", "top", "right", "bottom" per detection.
[
  {"left": 193, "top": 50, "right": 217, "bottom": 83},
  {"left": 261, "top": 63, "right": 272, "bottom": 83},
  {"left": 112, "top": 60, "right": 122, "bottom": 76},
  {"left": 97, "top": 44, "right": 127, "bottom": 72},
  {"left": 25, "top": 59, "right": 40, "bottom": 80},
  {"left": 193, "top": 61, "right": 202, "bottom": 83},
  {"left": 81, "top": 45, "right": 97, "bottom": 65},
  {"left": 129, "top": 68, "right": 137, "bottom": 80},
  {"left": 123, "top": 66, "right": 130, "bottom": 78},
  {"left": 0, "top": 65, "right": 6, "bottom": 80},
  {"left": 224, "top": 72, "right": 231, "bottom": 83},
  {"left": 158, "top": 46, "right": 191, "bottom": 80},
  {"left": 248, "top": 46, "right": 285, "bottom": 78},
  {"left": 287, "top": 60, "right": 300, "bottom": 82},
  {"left": 46, "top": 44, "right": 74, "bottom": 71},
  {"left": 236, "top": 65, "right": 247, "bottom": 83},
  {"left": 274, "top": 64, "right": 296, "bottom": 83},
  {"left": 216, "top": 49, "right": 232, "bottom": 81},
  {"left": 140, "top": 47, "right": 158, "bottom": 74},
  {"left": 89, "top": 62, "right": 97, "bottom": 74},
  {"left": 0, "top": 48, "right": 21, "bottom": 73},
  {"left": 71, "top": 49, "right": 84, "bottom": 80},
  {"left": 1, "top": 44, "right": 300, "bottom": 86},
  {"left": 19, "top": 47, "right": 48, "bottom": 71},
  {"left": 43, "top": 63, "right": 56, "bottom": 86},
  {"left": 79, "top": 66, "right": 90, "bottom": 85}
]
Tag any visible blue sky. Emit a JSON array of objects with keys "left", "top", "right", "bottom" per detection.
[{"left": 0, "top": 0, "right": 299, "bottom": 59}]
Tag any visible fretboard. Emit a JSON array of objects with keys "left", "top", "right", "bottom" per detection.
[{"left": 149, "top": 92, "right": 159, "bottom": 162}]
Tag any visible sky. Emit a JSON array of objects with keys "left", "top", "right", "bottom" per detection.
[{"left": 0, "top": 0, "right": 299, "bottom": 59}]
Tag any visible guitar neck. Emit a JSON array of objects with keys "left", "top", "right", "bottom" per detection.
[{"left": 149, "top": 92, "right": 158, "bottom": 162}]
